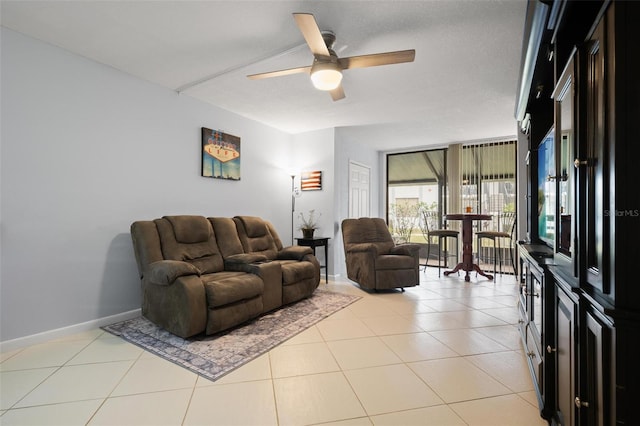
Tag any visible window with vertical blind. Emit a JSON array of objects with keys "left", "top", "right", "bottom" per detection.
[
  {"left": 461, "top": 140, "right": 517, "bottom": 231},
  {"left": 386, "top": 149, "right": 447, "bottom": 242},
  {"left": 386, "top": 141, "right": 516, "bottom": 240}
]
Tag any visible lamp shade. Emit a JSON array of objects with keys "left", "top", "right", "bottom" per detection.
[{"left": 310, "top": 62, "right": 343, "bottom": 91}]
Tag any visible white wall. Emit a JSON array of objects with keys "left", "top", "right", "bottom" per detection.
[
  {"left": 0, "top": 29, "right": 296, "bottom": 342},
  {"left": 333, "top": 129, "right": 381, "bottom": 275},
  {"left": 291, "top": 129, "right": 336, "bottom": 274}
]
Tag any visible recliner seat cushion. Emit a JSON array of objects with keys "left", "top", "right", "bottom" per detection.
[
  {"left": 278, "top": 260, "right": 316, "bottom": 285},
  {"left": 202, "top": 271, "right": 263, "bottom": 308}
]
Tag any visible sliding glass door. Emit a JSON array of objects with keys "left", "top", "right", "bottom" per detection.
[
  {"left": 386, "top": 141, "right": 516, "bottom": 241},
  {"left": 387, "top": 149, "right": 447, "bottom": 243}
]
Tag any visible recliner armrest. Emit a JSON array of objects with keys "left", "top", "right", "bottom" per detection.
[
  {"left": 147, "top": 260, "right": 201, "bottom": 285},
  {"left": 345, "top": 242, "right": 380, "bottom": 255},
  {"left": 390, "top": 243, "right": 421, "bottom": 256},
  {"left": 277, "top": 246, "right": 313, "bottom": 260}
]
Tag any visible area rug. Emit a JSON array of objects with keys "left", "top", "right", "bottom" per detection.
[{"left": 102, "top": 289, "right": 360, "bottom": 382}]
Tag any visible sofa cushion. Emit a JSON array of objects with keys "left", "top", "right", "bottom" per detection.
[
  {"left": 166, "top": 215, "right": 211, "bottom": 244},
  {"left": 208, "top": 217, "right": 245, "bottom": 257},
  {"left": 342, "top": 218, "right": 395, "bottom": 253},
  {"left": 240, "top": 216, "right": 268, "bottom": 237},
  {"left": 202, "top": 272, "right": 264, "bottom": 308},
  {"left": 234, "top": 216, "right": 278, "bottom": 259},
  {"left": 279, "top": 260, "right": 316, "bottom": 286},
  {"left": 155, "top": 216, "right": 224, "bottom": 274}
]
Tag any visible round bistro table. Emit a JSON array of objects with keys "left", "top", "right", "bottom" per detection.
[{"left": 443, "top": 213, "right": 493, "bottom": 282}]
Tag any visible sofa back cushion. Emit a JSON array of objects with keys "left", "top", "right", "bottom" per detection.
[
  {"left": 155, "top": 215, "right": 223, "bottom": 273},
  {"left": 341, "top": 217, "right": 395, "bottom": 253},
  {"left": 266, "top": 222, "right": 284, "bottom": 251},
  {"left": 233, "top": 216, "right": 278, "bottom": 259},
  {"left": 208, "top": 217, "right": 245, "bottom": 258}
]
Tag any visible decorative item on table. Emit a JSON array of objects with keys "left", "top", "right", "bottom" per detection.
[
  {"left": 301, "top": 171, "right": 322, "bottom": 191},
  {"left": 299, "top": 209, "right": 321, "bottom": 238},
  {"left": 201, "top": 127, "right": 241, "bottom": 180}
]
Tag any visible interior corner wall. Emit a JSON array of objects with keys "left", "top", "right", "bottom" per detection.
[
  {"left": 0, "top": 28, "right": 294, "bottom": 343},
  {"left": 290, "top": 129, "right": 336, "bottom": 274},
  {"left": 333, "top": 129, "right": 381, "bottom": 276}
]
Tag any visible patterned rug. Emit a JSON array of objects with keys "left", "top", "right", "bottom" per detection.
[{"left": 102, "top": 289, "right": 360, "bottom": 382}]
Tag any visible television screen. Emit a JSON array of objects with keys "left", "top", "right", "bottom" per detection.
[{"left": 537, "top": 128, "right": 555, "bottom": 246}]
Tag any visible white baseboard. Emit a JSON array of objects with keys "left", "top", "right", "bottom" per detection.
[{"left": 0, "top": 309, "right": 141, "bottom": 353}]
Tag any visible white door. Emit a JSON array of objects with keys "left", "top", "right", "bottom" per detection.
[{"left": 348, "top": 161, "right": 371, "bottom": 218}]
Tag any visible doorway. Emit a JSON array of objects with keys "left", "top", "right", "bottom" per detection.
[{"left": 348, "top": 161, "right": 371, "bottom": 218}]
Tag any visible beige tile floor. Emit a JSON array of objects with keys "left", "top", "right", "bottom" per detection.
[{"left": 1, "top": 269, "right": 549, "bottom": 425}]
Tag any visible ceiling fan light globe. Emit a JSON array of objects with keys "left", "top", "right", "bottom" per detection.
[{"left": 310, "top": 63, "right": 342, "bottom": 91}]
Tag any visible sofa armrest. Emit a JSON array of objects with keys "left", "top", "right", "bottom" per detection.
[
  {"left": 277, "top": 246, "right": 313, "bottom": 260},
  {"left": 147, "top": 260, "right": 201, "bottom": 285},
  {"left": 390, "top": 243, "right": 421, "bottom": 256}
]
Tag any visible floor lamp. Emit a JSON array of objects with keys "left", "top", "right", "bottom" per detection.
[
  {"left": 291, "top": 174, "right": 295, "bottom": 245},
  {"left": 290, "top": 174, "right": 302, "bottom": 245}
]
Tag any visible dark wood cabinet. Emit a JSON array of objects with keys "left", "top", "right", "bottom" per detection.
[
  {"left": 580, "top": 12, "right": 608, "bottom": 294},
  {"left": 518, "top": 243, "right": 555, "bottom": 420},
  {"left": 553, "top": 276, "right": 579, "bottom": 426},
  {"left": 580, "top": 303, "right": 612, "bottom": 426},
  {"left": 515, "top": 1, "right": 640, "bottom": 425}
]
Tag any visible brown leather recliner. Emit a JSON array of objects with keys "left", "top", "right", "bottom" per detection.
[{"left": 341, "top": 217, "right": 421, "bottom": 291}]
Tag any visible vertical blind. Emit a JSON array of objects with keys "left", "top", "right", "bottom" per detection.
[{"left": 461, "top": 141, "right": 517, "bottom": 228}]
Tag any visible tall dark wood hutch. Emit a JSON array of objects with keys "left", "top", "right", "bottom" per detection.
[{"left": 515, "top": 1, "right": 640, "bottom": 425}]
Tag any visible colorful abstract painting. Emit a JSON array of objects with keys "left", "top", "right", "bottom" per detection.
[{"left": 201, "top": 128, "right": 240, "bottom": 180}]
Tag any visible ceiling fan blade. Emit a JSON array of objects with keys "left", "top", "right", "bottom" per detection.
[
  {"left": 330, "top": 85, "right": 345, "bottom": 101},
  {"left": 338, "top": 49, "right": 416, "bottom": 70},
  {"left": 293, "top": 13, "right": 330, "bottom": 58},
  {"left": 247, "top": 65, "right": 311, "bottom": 80}
]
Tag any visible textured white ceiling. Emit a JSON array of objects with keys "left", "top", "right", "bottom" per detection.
[{"left": 1, "top": 0, "right": 527, "bottom": 151}]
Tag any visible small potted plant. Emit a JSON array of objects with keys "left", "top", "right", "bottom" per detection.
[{"left": 299, "top": 209, "right": 320, "bottom": 238}]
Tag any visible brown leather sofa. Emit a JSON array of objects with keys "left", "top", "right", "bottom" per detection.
[
  {"left": 130, "top": 215, "right": 320, "bottom": 338},
  {"left": 341, "top": 217, "right": 420, "bottom": 291}
]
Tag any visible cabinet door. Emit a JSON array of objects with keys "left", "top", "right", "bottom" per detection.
[
  {"left": 552, "top": 50, "right": 577, "bottom": 275},
  {"left": 555, "top": 283, "right": 577, "bottom": 426},
  {"left": 530, "top": 267, "right": 543, "bottom": 349},
  {"left": 581, "top": 309, "right": 612, "bottom": 426},
  {"left": 580, "top": 13, "right": 609, "bottom": 293}
]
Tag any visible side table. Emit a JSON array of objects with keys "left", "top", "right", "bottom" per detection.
[{"left": 295, "top": 237, "right": 330, "bottom": 283}]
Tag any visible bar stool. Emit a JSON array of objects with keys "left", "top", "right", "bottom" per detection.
[
  {"left": 420, "top": 210, "right": 459, "bottom": 277},
  {"left": 476, "top": 212, "right": 516, "bottom": 275}
]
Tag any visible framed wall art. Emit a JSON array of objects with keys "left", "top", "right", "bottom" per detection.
[
  {"left": 201, "top": 127, "right": 241, "bottom": 180},
  {"left": 301, "top": 170, "right": 322, "bottom": 191}
]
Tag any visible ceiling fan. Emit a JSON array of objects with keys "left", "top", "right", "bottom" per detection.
[{"left": 247, "top": 13, "right": 416, "bottom": 101}]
